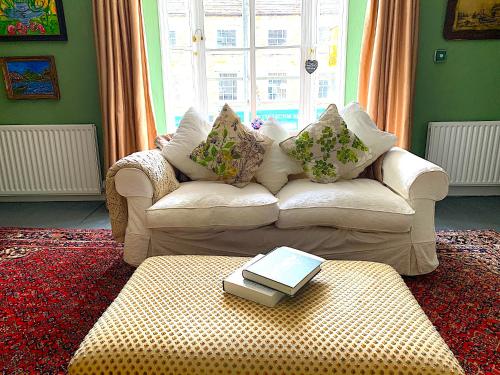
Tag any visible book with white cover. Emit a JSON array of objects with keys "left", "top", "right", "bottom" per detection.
[
  {"left": 223, "top": 254, "right": 286, "bottom": 307},
  {"left": 242, "top": 247, "right": 325, "bottom": 296}
]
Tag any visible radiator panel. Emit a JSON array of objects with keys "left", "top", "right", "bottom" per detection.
[
  {"left": 426, "top": 121, "right": 500, "bottom": 186},
  {"left": 0, "top": 125, "right": 101, "bottom": 195}
]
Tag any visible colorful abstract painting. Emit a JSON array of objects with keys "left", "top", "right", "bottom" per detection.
[
  {"left": 0, "top": 0, "right": 67, "bottom": 41},
  {"left": 1, "top": 56, "right": 60, "bottom": 99},
  {"left": 444, "top": 0, "right": 500, "bottom": 39}
]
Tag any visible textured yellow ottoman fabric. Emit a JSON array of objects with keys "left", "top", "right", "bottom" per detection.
[{"left": 69, "top": 256, "right": 463, "bottom": 374}]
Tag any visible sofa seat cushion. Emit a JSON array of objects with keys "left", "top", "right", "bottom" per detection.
[
  {"left": 276, "top": 178, "right": 414, "bottom": 232},
  {"left": 146, "top": 181, "right": 279, "bottom": 230}
]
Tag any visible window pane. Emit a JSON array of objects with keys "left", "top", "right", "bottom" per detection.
[
  {"left": 204, "top": 0, "right": 249, "bottom": 49},
  {"left": 255, "top": 48, "right": 300, "bottom": 131},
  {"left": 166, "top": 51, "right": 195, "bottom": 128},
  {"left": 206, "top": 51, "right": 250, "bottom": 124},
  {"left": 162, "top": 0, "right": 195, "bottom": 129},
  {"left": 268, "top": 29, "right": 287, "bottom": 46},
  {"left": 165, "top": 0, "right": 191, "bottom": 48},
  {"left": 255, "top": 0, "right": 301, "bottom": 47},
  {"left": 219, "top": 73, "right": 238, "bottom": 100},
  {"left": 313, "top": 0, "right": 344, "bottom": 118},
  {"left": 217, "top": 30, "right": 237, "bottom": 47},
  {"left": 168, "top": 31, "right": 176, "bottom": 46},
  {"left": 255, "top": 48, "right": 300, "bottom": 78}
]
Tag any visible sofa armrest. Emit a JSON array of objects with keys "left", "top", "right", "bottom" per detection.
[
  {"left": 115, "top": 168, "right": 154, "bottom": 198},
  {"left": 106, "top": 149, "right": 179, "bottom": 243},
  {"left": 112, "top": 149, "right": 179, "bottom": 200},
  {"left": 382, "top": 147, "right": 449, "bottom": 201}
]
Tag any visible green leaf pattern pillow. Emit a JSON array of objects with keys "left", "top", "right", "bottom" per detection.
[
  {"left": 280, "top": 104, "right": 371, "bottom": 183},
  {"left": 190, "top": 104, "right": 272, "bottom": 187}
]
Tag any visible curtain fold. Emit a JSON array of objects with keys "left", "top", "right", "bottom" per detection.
[
  {"left": 93, "top": 0, "right": 157, "bottom": 170},
  {"left": 358, "top": 0, "right": 419, "bottom": 149}
]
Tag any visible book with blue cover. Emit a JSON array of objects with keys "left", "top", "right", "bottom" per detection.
[{"left": 242, "top": 247, "right": 325, "bottom": 296}]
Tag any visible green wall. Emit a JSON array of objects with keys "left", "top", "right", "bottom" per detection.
[
  {"left": 345, "top": 0, "right": 368, "bottom": 104},
  {"left": 0, "top": 1, "right": 167, "bottom": 167},
  {"left": 343, "top": 0, "right": 500, "bottom": 156},
  {"left": 412, "top": 0, "right": 500, "bottom": 156},
  {"left": 0, "top": 1, "right": 103, "bottom": 160},
  {"left": 143, "top": 0, "right": 167, "bottom": 135},
  {"left": 2, "top": 0, "right": 497, "bottom": 162}
]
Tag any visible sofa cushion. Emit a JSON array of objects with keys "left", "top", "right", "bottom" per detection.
[
  {"left": 146, "top": 181, "right": 279, "bottom": 230},
  {"left": 280, "top": 104, "right": 371, "bottom": 183},
  {"left": 162, "top": 107, "right": 218, "bottom": 181},
  {"left": 340, "top": 102, "right": 397, "bottom": 179},
  {"left": 254, "top": 119, "right": 303, "bottom": 194},
  {"left": 190, "top": 104, "right": 272, "bottom": 187},
  {"left": 276, "top": 179, "right": 414, "bottom": 232}
]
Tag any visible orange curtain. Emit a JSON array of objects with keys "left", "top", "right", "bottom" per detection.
[
  {"left": 93, "top": 0, "right": 157, "bottom": 170},
  {"left": 358, "top": 0, "right": 419, "bottom": 149}
]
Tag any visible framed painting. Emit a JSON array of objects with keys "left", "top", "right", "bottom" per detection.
[
  {"left": 444, "top": 0, "right": 500, "bottom": 40},
  {"left": 1, "top": 56, "right": 60, "bottom": 99},
  {"left": 0, "top": 0, "right": 67, "bottom": 41}
]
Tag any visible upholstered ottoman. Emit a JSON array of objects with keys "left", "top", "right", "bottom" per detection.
[{"left": 69, "top": 256, "right": 463, "bottom": 374}]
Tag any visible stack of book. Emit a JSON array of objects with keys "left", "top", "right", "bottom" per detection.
[{"left": 223, "top": 247, "right": 325, "bottom": 307}]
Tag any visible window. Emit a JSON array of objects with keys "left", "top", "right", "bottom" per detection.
[
  {"left": 159, "top": 0, "right": 347, "bottom": 132},
  {"left": 168, "top": 31, "right": 176, "bottom": 46},
  {"left": 318, "top": 79, "right": 329, "bottom": 98},
  {"left": 219, "top": 73, "right": 238, "bottom": 100},
  {"left": 318, "top": 27, "right": 329, "bottom": 43},
  {"left": 268, "top": 73, "right": 287, "bottom": 100},
  {"left": 217, "top": 30, "right": 236, "bottom": 47},
  {"left": 268, "top": 30, "right": 287, "bottom": 46}
]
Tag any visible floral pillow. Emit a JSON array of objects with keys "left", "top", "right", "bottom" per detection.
[
  {"left": 190, "top": 104, "right": 272, "bottom": 187},
  {"left": 280, "top": 104, "right": 371, "bottom": 183}
]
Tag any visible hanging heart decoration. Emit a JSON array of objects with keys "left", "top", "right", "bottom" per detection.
[{"left": 305, "top": 59, "right": 318, "bottom": 74}]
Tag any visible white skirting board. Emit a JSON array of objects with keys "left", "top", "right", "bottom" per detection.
[
  {"left": 0, "top": 193, "right": 106, "bottom": 202},
  {"left": 448, "top": 186, "right": 500, "bottom": 197}
]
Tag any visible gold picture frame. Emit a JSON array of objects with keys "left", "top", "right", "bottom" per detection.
[{"left": 444, "top": 0, "right": 500, "bottom": 40}]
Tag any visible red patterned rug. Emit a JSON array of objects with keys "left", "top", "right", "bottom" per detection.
[{"left": 0, "top": 228, "right": 498, "bottom": 374}]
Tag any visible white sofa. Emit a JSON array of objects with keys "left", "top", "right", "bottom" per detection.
[{"left": 114, "top": 147, "right": 448, "bottom": 275}]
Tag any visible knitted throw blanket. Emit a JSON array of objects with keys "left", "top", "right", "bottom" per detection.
[{"left": 106, "top": 149, "right": 179, "bottom": 242}]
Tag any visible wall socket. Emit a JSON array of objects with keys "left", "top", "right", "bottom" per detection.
[{"left": 434, "top": 49, "right": 447, "bottom": 63}]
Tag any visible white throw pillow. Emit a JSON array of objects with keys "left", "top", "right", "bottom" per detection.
[
  {"left": 162, "top": 108, "right": 218, "bottom": 181},
  {"left": 340, "top": 102, "right": 397, "bottom": 179},
  {"left": 260, "top": 118, "right": 289, "bottom": 142},
  {"left": 255, "top": 119, "right": 303, "bottom": 194}
]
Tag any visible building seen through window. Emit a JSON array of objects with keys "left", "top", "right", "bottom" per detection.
[
  {"left": 268, "top": 29, "right": 287, "bottom": 45},
  {"left": 217, "top": 30, "right": 237, "bottom": 47},
  {"left": 219, "top": 73, "right": 238, "bottom": 100},
  {"left": 160, "top": 0, "right": 346, "bottom": 131}
]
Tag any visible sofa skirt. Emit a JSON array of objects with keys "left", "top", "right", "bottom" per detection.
[{"left": 150, "top": 226, "right": 438, "bottom": 276}]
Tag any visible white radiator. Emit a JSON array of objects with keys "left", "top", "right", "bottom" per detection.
[
  {"left": 426, "top": 121, "right": 500, "bottom": 186},
  {"left": 0, "top": 124, "right": 102, "bottom": 195}
]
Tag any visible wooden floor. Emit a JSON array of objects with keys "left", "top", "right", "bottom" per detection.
[{"left": 0, "top": 197, "right": 498, "bottom": 231}]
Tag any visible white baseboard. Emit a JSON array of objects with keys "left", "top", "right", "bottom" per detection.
[
  {"left": 0, "top": 194, "right": 106, "bottom": 202},
  {"left": 448, "top": 186, "right": 500, "bottom": 196}
]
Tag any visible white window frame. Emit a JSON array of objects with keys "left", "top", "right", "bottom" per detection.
[{"left": 157, "top": 0, "right": 348, "bottom": 132}]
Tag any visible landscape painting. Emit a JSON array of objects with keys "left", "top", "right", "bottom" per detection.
[
  {"left": 444, "top": 0, "right": 500, "bottom": 39},
  {"left": 0, "top": 0, "right": 67, "bottom": 41},
  {"left": 1, "top": 56, "right": 60, "bottom": 99}
]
